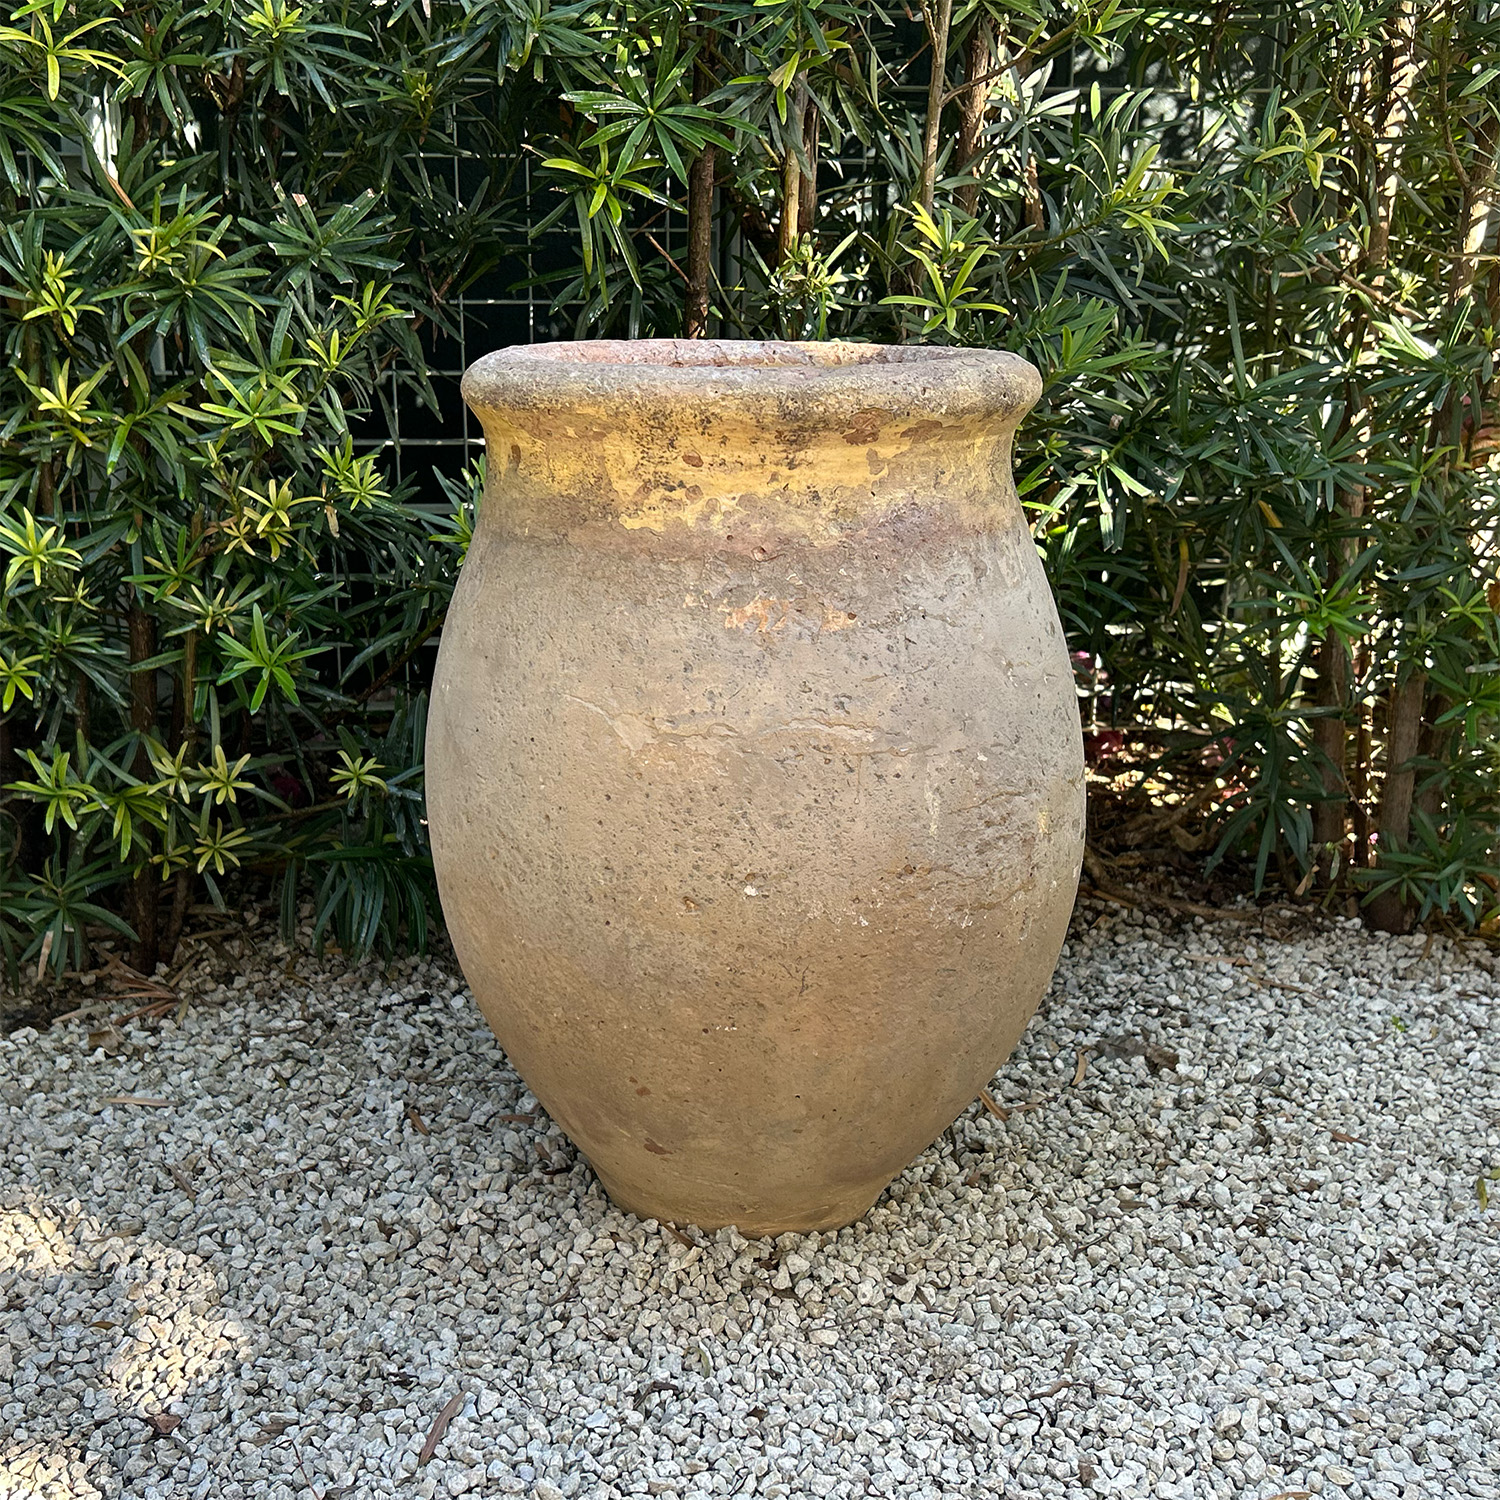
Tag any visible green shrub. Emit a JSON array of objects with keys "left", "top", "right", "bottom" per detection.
[
  {"left": 4, "top": 1, "right": 1499, "bottom": 977},
  {"left": 512, "top": 0, "right": 1500, "bottom": 933},
  {"left": 0, "top": 0, "right": 503, "bottom": 977}
]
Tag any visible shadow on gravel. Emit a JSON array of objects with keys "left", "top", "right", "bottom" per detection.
[{"left": 0, "top": 1189, "right": 249, "bottom": 1500}]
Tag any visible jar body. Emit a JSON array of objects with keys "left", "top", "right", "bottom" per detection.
[{"left": 427, "top": 341, "right": 1084, "bottom": 1233}]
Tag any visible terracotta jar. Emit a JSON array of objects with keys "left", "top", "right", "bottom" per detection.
[{"left": 426, "top": 340, "right": 1084, "bottom": 1235}]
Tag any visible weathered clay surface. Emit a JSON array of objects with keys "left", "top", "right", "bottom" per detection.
[{"left": 426, "top": 339, "right": 1085, "bottom": 1234}]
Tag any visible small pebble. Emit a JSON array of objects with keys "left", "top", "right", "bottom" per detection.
[{"left": 0, "top": 905, "right": 1495, "bottom": 1498}]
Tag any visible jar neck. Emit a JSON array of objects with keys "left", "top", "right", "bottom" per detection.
[{"left": 471, "top": 400, "right": 1025, "bottom": 548}]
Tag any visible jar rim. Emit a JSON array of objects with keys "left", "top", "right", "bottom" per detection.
[
  {"left": 463, "top": 338, "right": 1042, "bottom": 422},
  {"left": 500, "top": 338, "right": 998, "bottom": 370}
]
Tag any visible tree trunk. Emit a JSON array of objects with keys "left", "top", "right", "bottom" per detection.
[
  {"left": 685, "top": 36, "right": 716, "bottom": 338},
  {"left": 776, "top": 80, "right": 807, "bottom": 265},
  {"left": 158, "top": 625, "right": 200, "bottom": 966},
  {"left": 1022, "top": 155, "right": 1044, "bottom": 232},
  {"left": 1446, "top": 110, "right": 1499, "bottom": 304},
  {"left": 1364, "top": 4, "right": 1421, "bottom": 274},
  {"left": 685, "top": 145, "right": 716, "bottom": 336},
  {"left": 1413, "top": 691, "right": 1452, "bottom": 830},
  {"left": 917, "top": 0, "right": 954, "bottom": 214},
  {"left": 161, "top": 867, "right": 193, "bottom": 965},
  {"left": 74, "top": 675, "right": 90, "bottom": 752},
  {"left": 796, "top": 98, "right": 819, "bottom": 237},
  {"left": 1311, "top": 634, "right": 1348, "bottom": 848},
  {"left": 128, "top": 600, "right": 159, "bottom": 974},
  {"left": 1350, "top": 643, "right": 1372, "bottom": 867},
  {"left": 1364, "top": 25, "right": 1496, "bottom": 930},
  {"left": 1323, "top": 6, "right": 1417, "bottom": 909},
  {"left": 954, "top": 19, "right": 993, "bottom": 216},
  {"left": 1366, "top": 670, "right": 1427, "bottom": 934}
]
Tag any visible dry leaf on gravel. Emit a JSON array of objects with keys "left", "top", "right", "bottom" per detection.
[
  {"left": 86, "top": 1025, "right": 125, "bottom": 1054},
  {"left": 977, "top": 1088, "right": 1009, "bottom": 1121},
  {"left": 252, "top": 1415, "right": 298, "bottom": 1446},
  {"left": 419, "top": 1392, "right": 466, "bottom": 1464}
]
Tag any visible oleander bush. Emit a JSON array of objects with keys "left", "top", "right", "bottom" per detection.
[
  {"left": 0, "top": 0, "right": 492, "bottom": 977},
  {"left": 3, "top": 0, "right": 1499, "bottom": 980}
]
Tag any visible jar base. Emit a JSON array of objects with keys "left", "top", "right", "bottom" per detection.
[{"left": 590, "top": 1161, "right": 897, "bottom": 1237}]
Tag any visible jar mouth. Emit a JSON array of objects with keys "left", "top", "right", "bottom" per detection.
[
  {"left": 501, "top": 339, "right": 993, "bottom": 371},
  {"left": 464, "top": 338, "right": 1042, "bottom": 424}
]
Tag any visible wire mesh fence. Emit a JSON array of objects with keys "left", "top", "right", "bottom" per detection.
[{"left": 366, "top": 37, "right": 1239, "bottom": 511}]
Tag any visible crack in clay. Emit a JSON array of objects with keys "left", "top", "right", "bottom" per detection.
[
  {"left": 949, "top": 788, "right": 1032, "bottom": 814},
  {"left": 565, "top": 696, "right": 739, "bottom": 753},
  {"left": 566, "top": 696, "right": 920, "bottom": 757},
  {"left": 564, "top": 695, "right": 1037, "bottom": 769},
  {"left": 755, "top": 718, "right": 879, "bottom": 741}
]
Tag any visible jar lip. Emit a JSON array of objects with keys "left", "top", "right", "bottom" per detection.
[
  {"left": 463, "top": 338, "right": 1042, "bottom": 419},
  {"left": 498, "top": 338, "right": 1001, "bottom": 371}
]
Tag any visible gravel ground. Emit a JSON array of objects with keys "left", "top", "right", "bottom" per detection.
[{"left": 2, "top": 900, "right": 1497, "bottom": 1500}]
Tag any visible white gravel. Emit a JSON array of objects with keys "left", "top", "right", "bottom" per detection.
[{"left": 2, "top": 900, "right": 1497, "bottom": 1500}]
